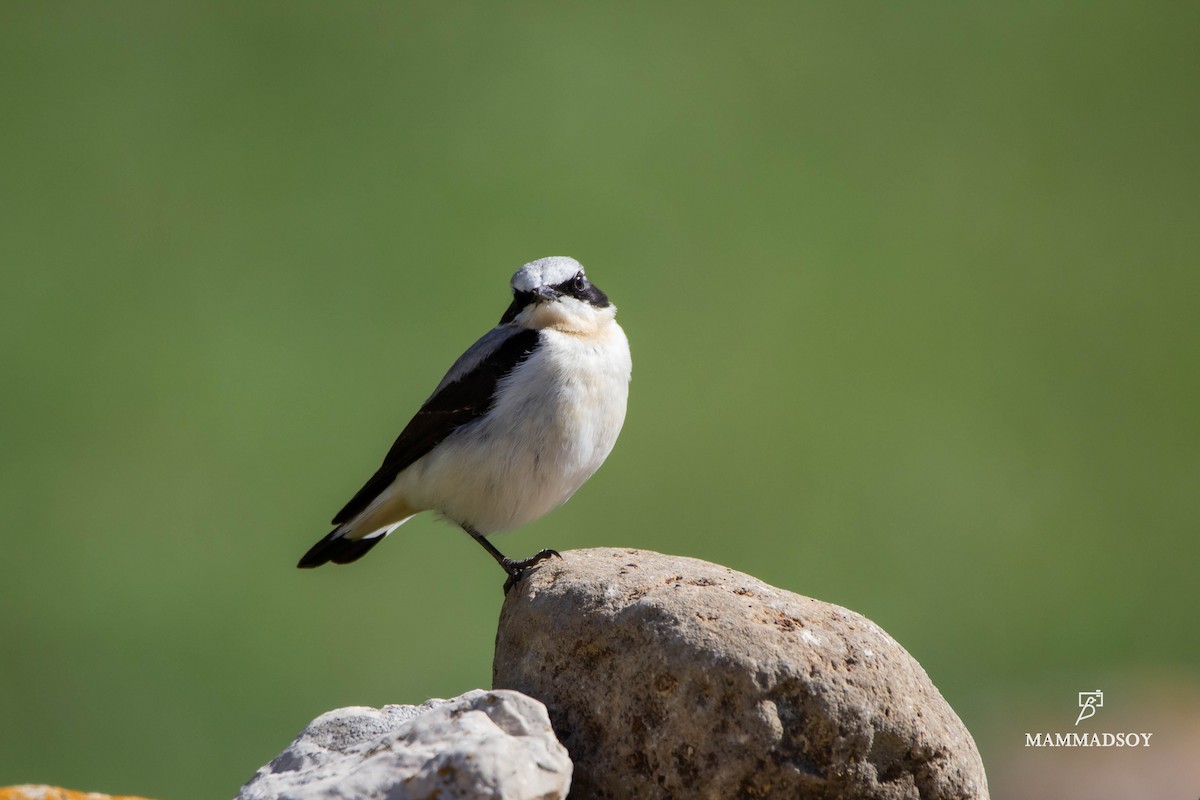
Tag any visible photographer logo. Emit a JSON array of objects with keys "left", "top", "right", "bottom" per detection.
[
  {"left": 1076, "top": 690, "right": 1103, "bottom": 725},
  {"left": 1024, "top": 689, "right": 1153, "bottom": 748}
]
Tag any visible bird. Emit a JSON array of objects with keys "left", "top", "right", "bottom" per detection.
[{"left": 298, "top": 256, "right": 632, "bottom": 591}]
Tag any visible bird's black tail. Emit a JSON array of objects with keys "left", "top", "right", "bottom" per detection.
[{"left": 297, "top": 529, "right": 385, "bottom": 568}]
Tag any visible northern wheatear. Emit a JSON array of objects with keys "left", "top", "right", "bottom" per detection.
[{"left": 298, "top": 256, "right": 631, "bottom": 590}]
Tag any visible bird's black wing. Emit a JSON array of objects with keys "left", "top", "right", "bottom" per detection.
[{"left": 331, "top": 327, "right": 542, "bottom": 525}]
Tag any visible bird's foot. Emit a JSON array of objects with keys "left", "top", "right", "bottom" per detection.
[{"left": 500, "top": 549, "right": 562, "bottom": 594}]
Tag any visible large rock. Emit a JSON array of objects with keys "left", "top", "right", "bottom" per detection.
[
  {"left": 493, "top": 548, "right": 988, "bottom": 800},
  {"left": 236, "top": 689, "right": 571, "bottom": 800}
]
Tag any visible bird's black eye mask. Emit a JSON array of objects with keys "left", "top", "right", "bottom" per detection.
[
  {"left": 500, "top": 274, "right": 611, "bottom": 324},
  {"left": 552, "top": 272, "right": 611, "bottom": 309}
]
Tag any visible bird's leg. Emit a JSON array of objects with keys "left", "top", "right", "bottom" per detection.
[{"left": 461, "top": 524, "right": 561, "bottom": 593}]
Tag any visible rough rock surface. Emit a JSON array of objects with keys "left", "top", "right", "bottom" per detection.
[
  {"left": 236, "top": 689, "right": 571, "bottom": 800},
  {"left": 0, "top": 789, "right": 152, "bottom": 800},
  {"left": 493, "top": 548, "right": 989, "bottom": 800}
]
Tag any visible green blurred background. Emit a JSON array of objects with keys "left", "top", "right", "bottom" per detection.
[{"left": 2, "top": 2, "right": 1197, "bottom": 798}]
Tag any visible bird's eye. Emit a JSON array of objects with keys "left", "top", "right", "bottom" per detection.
[{"left": 573, "top": 272, "right": 585, "bottom": 291}]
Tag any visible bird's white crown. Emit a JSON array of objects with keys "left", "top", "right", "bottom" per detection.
[{"left": 511, "top": 257, "right": 584, "bottom": 293}]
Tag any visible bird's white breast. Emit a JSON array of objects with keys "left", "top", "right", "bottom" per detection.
[{"left": 397, "top": 319, "right": 631, "bottom": 533}]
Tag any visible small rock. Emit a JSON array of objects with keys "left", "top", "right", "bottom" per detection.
[
  {"left": 493, "top": 548, "right": 989, "bottom": 800},
  {"left": 236, "top": 689, "right": 571, "bottom": 800},
  {"left": 0, "top": 789, "right": 152, "bottom": 800}
]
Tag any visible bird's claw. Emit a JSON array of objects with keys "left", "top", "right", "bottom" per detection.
[{"left": 501, "top": 549, "right": 561, "bottom": 594}]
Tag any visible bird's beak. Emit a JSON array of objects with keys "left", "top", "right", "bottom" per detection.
[{"left": 533, "top": 286, "right": 560, "bottom": 302}]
